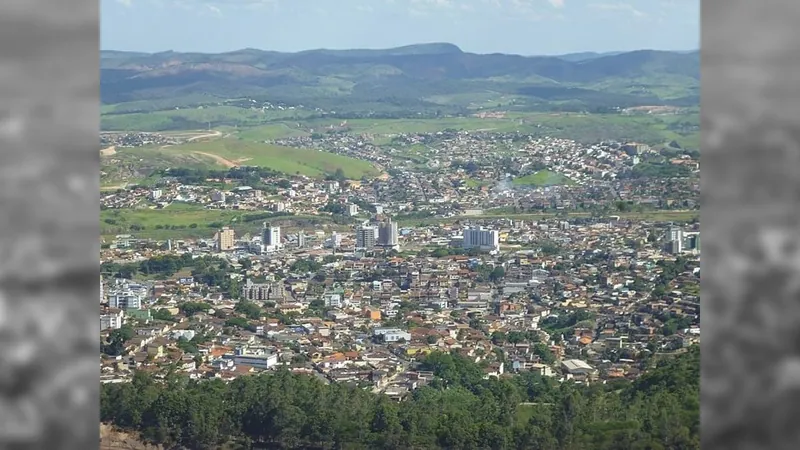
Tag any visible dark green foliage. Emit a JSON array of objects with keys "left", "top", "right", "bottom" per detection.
[
  {"left": 179, "top": 301, "right": 213, "bottom": 316},
  {"left": 162, "top": 166, "right": 281, "bottom": 190},
  {"left": 541, "top": 310, "right": 595, "bottom": 336},
  {"left": 151, "top": 309, "right": 175, "bottom": 321},
  {"left": 235, "top": 300, "right": 263, "bottom": 320},
  {"left": 102, "top": 348, "right": 699, "bottom": 449},
  {"left": 102, "top": 325, "right": 135, "bottom": 356},
  {"left": 289, "top": 259, "right": 322, "bottom": 274}
]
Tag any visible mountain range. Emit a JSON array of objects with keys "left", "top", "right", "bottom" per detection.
[{"left": 101, "top": 43, "right": 699, "bottom": 113}]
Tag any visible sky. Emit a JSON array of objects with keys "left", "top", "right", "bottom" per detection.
[{"left": 101, "top": 0, "right": 698, "bottom": 55}]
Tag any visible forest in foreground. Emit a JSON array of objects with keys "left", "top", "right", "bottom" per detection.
[{"left": 101, "top": 347, "right": 699, "bottom": 450}]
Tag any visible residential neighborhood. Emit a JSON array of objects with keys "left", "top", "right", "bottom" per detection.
[{"left": 101, "top": 208, "right": 700, "bottom": 399}]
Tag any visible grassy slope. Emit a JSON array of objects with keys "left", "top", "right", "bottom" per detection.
[
  {"left": 101, "top": 106, "right": 315, "bottom": 132},
  {"left": 101, "top": 203, "right": 333, "bottom": 240},
  {"left": 102, "top": 137, "right": 379, "bottom": 182},
  {"left": 163, "top": 139, "right": 379, "bottom": 178},
  {"left": 512, "top": 170, "right": 575, "bottom": 186}
]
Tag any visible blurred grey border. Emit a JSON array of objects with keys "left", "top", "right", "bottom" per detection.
[
  {"left": 702, "top": 0, "right": 800, "bottom": 449},
  {"left": 0, "top": 0, "right": 99, "bottom": 449}
]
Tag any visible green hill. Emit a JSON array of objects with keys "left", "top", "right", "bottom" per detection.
[{"left": 101, "top": 45, "right": 699, "bottom": 113}]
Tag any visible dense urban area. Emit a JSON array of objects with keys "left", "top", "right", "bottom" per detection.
[
  {"left": 100, "top": 43, "right": 700, "bottom": 449},
  {"left": 101, "top": 125, "right": 700, "bottom": 449}
]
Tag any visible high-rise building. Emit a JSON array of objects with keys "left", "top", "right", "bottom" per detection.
[
  {"left": 262, "top": 223, "right": 281, "bottom": 251},
  {"left": 356, "top": 226, "right": 377, "bottom": 250},
  {"left": 100, "top": 275, "right": 104, "bottom": 304},
  {"left": 217, "top": 226, "right": 235, "bottom": 251},
  {"left": 686, "top": 232, "right": 701, "bottom": 252},
  {"left": 108, "top": 290, "right": 142, "bottom": 310},
  {"left": 297, "top": 232, "right": 306, "bottom": 248},
  {"left": 669, "top": 226, "right": 684, "bottom": 254},
  {"left": 377, "top": 219, "right": 399, "bottom": 249},
  {"left": 463, "top": 227, "right": 500, "bottom": 253},
  {"left": 348, "top": 204, "right": 359, "bottom": 216},
  {"left": 328, "top": 231, "right": 342, "bottom": 249}
]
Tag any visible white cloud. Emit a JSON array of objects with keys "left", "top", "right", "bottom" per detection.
[
  {"left": 168, "top": 0, "right": 277, "bottom": 14},
  {"left": 548, "top": 0, "right": 564, "bottom": 7},
  {"left": 589, "top": 2, "right": 647, "bottom": 18},
  {"left": 115, "top": 0, "right": 132, "bottom": 6},
  {"left": 206, "top": 3, "right": 222, "bottom": 15},
  {"left": 410, "top": 0, "right": 454, "bottom": 8}
]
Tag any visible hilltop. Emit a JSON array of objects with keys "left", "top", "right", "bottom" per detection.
[{"left": 101, "top": 43, "right": 699, "bottom": 114}]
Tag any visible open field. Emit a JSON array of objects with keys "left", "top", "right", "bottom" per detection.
[
  {"left": 101, "top": 147, "right": 220, "bottom": 188},
  {"left": 465, "top": 178, "right": 491, "bottom": 188},
  {"left": 102, "top": 137, "right": 379, "bottom": 180},
  {"left": 101, "top": 105, "right": 315, "bottom": 132},
  {"left": 160, "top": 138, "right": 379, "bottom": 178},
  {"left": 236, "top": 123, "right": 311, "bottom": 141},
  {"left": 101, "top": 204, "right": 337, "bottom": 241},
  {"left": 513, "top": 170, "right": 575, "bottom": 187}
]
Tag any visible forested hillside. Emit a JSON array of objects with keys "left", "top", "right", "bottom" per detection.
[{"left": 101, "top": 347, "right": 699, "bottom": 450}]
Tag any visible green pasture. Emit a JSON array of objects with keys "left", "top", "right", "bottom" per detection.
[
  {"left": 513, "top": 170, "right": 575, "bottom": 187},
  {"left": 161, "top": 138, "right": 379, "bottom": 178},
  {"left": 101, "top": 204, "right": 335, "bottom": 241}
]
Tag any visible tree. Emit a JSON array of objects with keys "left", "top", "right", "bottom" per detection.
[
  {"left": 152, "top": 309, "right": 174, "bottom": 321},
  {"left": 102, "top": 325, "right": 135, "bottom": 356},
  {"left": 235, "top": 300, "right": 263, "bottom": 320},
  {"left": 533, "top": 343, "right": 556, "bottom": 364},
  {"left": 180, "top": 301, "right": 213, "bottom": 316},
  {"left": 491, "top": 331, "right": 507, "bottom": 345},
  {"left": 100, "top": 347, "right": 700, "bottom": 450},
  {"left": 489, "top": 266, "right": 506, "bottom": 282}
]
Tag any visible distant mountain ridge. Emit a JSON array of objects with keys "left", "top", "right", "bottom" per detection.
[{"left": 100, "top": 43, "right": 699, "bottom": 112}]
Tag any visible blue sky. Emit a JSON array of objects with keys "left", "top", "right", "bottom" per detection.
[{"left": 101, "top": 0, "right": 698, "bottom": 55}]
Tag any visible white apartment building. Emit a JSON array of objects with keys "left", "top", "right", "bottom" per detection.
[
  {"left": 108, "top": 290, "right": 143, "bottom": 310},
  {"left": 462, "top": 227, "right": 500, "bottom": 253},
  {"left": 100, "top": 308, "right": 125, "bottom": 331},
  {"left": 262, "top": 223, "right": 282, "bottom": 252}
]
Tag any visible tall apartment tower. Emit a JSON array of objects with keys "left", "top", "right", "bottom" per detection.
[
  {"left": 356, "top": 226, "right": 377, "bottom": 250},
  {"left": 377, "top": 218, "right": 399, "bottom": 249},
  {"left": 217, "top": 226, "right": 235, "bottom": 251},
  {"left": 297, "top": 231, "right": 306, "bottom": 249},
  {"left": 669, "top": 226, "right": 684, "bottom": 254},
  {"left": 462, "top": 227, "right": 500, "bottom": 253},
  {"left": 262, "top": 223, "right": 281, "bottom": 250}
]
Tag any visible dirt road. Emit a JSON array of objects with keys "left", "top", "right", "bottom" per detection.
[
  {"left": 186, "top": 130, "right": 222, "bottom": 142},
  {"left": 192, "top": 151, "right": 238, "bottom": 168}
]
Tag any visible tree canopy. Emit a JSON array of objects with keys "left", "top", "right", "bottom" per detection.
[{"left": 101, "top": 347, "right": 699, "bottom": 449}]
